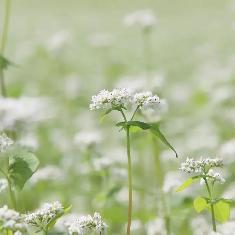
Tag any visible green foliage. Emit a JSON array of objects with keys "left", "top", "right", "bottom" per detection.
[
  {"left": 213, "top": 200, "right": 231, "bottom": 223},
  {"left": 193, "top": 197, "right": 207, "bottom": 213},
  {"left": 176, "top": 178, "right": 195, "bottom": 192},
  {"left": 0, "top": 54, "right": 14, "bottom": 71},
  {"left": 8, "top": 150, "right": 39, "bottom": 190},
  {"left": 116, "top": 121, "right": 178, "bottom": 158}
]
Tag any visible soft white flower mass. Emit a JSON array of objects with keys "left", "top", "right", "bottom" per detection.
[
  {"left": 25, "top": 201, "right": 64, "bottom": 229},
  {"left": 90, "top": 88, "right": 160, "bottom": 112},
  {"left": 180, "top": 157, "right": 225, "bottom": 183},
  {"left": 0, "top": 178, "right": 8, "bottom": 192},
  {"left": 0, "top": 133, "right": 14, "bottom": 153},
  {"left": 0, "top": 205, "right": 27, "bottom": 234},
  {"left": 65, "top": 212, "right": 107, "bottom": 235},
  {"left": 124, "top": 9, "right": 157, "bottom": 29}
]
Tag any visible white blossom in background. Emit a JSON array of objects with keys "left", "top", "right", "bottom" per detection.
[
  {"left": 0, "top": 178, "right": 8, "bottom": 193},
  {"left": 0, "top": 133, "right": 14, "bottom": 153},
  {"left": 25, "top": 201, "right": 64, "bottom": 229},
  {"left": 74, "top": 130, "right": 102, "bottom": 148},
  {"left": 65, "top": 212, "right": 107, "bottom": 235},
  {"left": 191, "top": 216, "right": 211, "bottom": 235},
  {"left": 89, "top": 33, "right": 113, "bottom": 48},
  {"left": 223, "top": 183, "right": 235, "bottom": 200},
  {"left": 64, "top": 74, "right": 82, "bottom": 99},
  {"left": 30, "top": 165, "right": 65, "bottom": 184},
  {"left": 46, "top": 30, "right": 71, "bottom": 52},
  {"left": 124, "top": 9, "right": 157, "bottom": 29},
  {"left": 163, "top": 171, "right": 184, "bottom": 193},
  {"left": 146, "top": 218, "right": 167, "bottom": 235},
  {"left": 0, "top": 97, "right": 52, "bottom": 130},
  {"left": 219, "top": 139, "right": 235, "bottom": 163},
  {"left": 0, "top": 205, "right": 27, "bottom": 234},
  {"left": 18, "top": 132, "right": 39, "bottom": 150}
]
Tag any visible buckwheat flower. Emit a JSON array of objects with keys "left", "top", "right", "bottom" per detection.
[
  {"left": 65, "top": 212, "right": 107, "bottom": 235},
  {"left": 0, "top": 178, "right": 8, "bottom": 192},
  {"left": 25, "top": 201, "right": 64, "bottom": 229},
  {"left": 146, "top": 217, "right": 167, "bottom": 235},
  {"left": 179, "top": 157, "right": 223, "bottom": 174},
  {"left": 89, "top": 88, "right": 131, "bottom": 110},
  {"left": 0, "top": 205, "right": 27, "bottom": 233},
  {"left": 133, "top": 91, "right": 160, "bottom": 109},
  {"left": 0, "top": 133, "right": 14, "bottom": 153},
  {"left": 207, "top": 169, "right": 225, "bottom": 184},
  {"left": 124, "top": 9, "right": 157, "bottom": 29}
]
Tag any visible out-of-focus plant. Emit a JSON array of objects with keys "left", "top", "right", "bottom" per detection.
[
  {"left": 90, "top": 88, "right": 177, "bottom": 235},
  {"left": 177, "top": 157, "right": 231, "bottom": 232},
  {"left": 0, "top": 0, "right": 13, "bottom": 97},
  {"left": 0, "top": 133, "right": 39, "bottom": 209}
]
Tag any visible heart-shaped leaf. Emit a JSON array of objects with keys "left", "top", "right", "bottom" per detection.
[
  {"left": 194, "top": 197, "right": 208, "bottom": 213},
  {"left": 8, "top": 150, "right": 39, "bottom": 190}
]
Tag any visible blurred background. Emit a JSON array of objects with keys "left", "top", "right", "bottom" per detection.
[{"left": 0, "top": 0, "right": 235, "bottom": 234}]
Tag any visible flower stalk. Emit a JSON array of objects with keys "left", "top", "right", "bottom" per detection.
[{"left": 0, "top": 0, "right": 12, "bottom": 97}]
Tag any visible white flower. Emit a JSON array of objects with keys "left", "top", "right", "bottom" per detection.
[
  {"left": 0, "top": 133, "right": 14, "bottom": 153},
  {"left": 74, "top": 130, "right": 102, "bottom": 148},
  {"left": 146, "top": 218, "right": 167, "bottom": 235},
  {"left": 124, "top": 9, "right": 157, "bottom": 29},
  {"left": 25, "top": 201, "right": 64, "bottom": 229},
  {"left": 89, "top": 88, "right": 131, "bottom": 110},
  {"left": 179, "top": 157, "right": 223, "bottom": 174},
  {"left": 65, "top": 212, "right": 107, "bottom": 235},
  {"left": 0, "top": 178, "right": 8, "bottom": 192},
  {"left": 133, "top": 91, "right": 160, "bottom": 109},
  {"left": 207, "top": 169, "right": 225, "bottom": 184},
  {"left": 30, "top": 166, "right": 65, "bottom": 184},
  {"left": 0, "top": 205, "right": 27, "bottom": 233}
]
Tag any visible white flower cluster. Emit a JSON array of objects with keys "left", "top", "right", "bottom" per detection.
[
  {"left": 133, "top": 91, "right": 160, "bottom": 109},
  {"left": 25, "top": 201, "right": 64, "bottom": 228},
  {"left": 0, "top": 205, "right": 27, "bottom": 234},
  {"left": 30, "top": 165, "right": 65, "bottom": 184},
  {"left": 0, "top": 133, "right": 14, "bottom": 153},
  {"left": 207, "top": 169, "right": 225, "bottom": 184},
  {"left": 0, "top": 178, "right": 8, "bottom": 192},
  {"left": 180, "top": 157, "right": 225, "bottom": 183},
  {"left": 65, "top": 212, "right": 107, "bottom": 235},
  {"left": 0, "top": 97, "right": 52, "bottom": 130},
  {"left": 90, "top": 88, "right": 131, "bottom": 110},
  {"left": 74, "top": 131, "right": 102, "bottom": 148},
  {"left": 179, "top": 157, "right": 223, "bottom": 174},
  {"left": 124, "top": 9, "right": 157, "bottom": 29},
  {"left": 90, "top": 88, "right": 160, "bottom": 111}
]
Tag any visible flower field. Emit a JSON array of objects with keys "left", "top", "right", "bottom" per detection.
[{"left": 0, "top": 0, "right": 235, "bottom": 234}]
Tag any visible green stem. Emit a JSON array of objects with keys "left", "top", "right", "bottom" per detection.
[
  {"left": 152, "top": 136, "right": 171, "bottom": 235},
  {"left": 204, "top": 177, "right": 216, "bottom": 232},
  {"left": 0, "top": 0, "right": 12, "bottom": 97},
  {"left": 130, "top": 106, "right": 140, "bottom": 121},
  {"left": 6, "top": 157, "right": 17, "bottom": 210},
  {"left": 126, "top": 126, "right": 132, "bottom": 235}
]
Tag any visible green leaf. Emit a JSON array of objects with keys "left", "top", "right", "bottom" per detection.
[
  {"left": 116, "top": 121, "right": 178, "bottom": 158},
  {"left": 194, "top": 197, "right": 208, "bottom": 213},
  {"left": 8, "top": 150, "right": 39, "bottom": 190},
  {"left": 176, "top": 177, "right": 198, "bottom": 192},
  {"left": 214, "top": 200, "right": 230, "bottom": 223},
  {"left": 0, "top": 54, "right": 14, "bottom": 71},
  {"left": 150, "top": 123, "right": 178, "bottom": 158}
]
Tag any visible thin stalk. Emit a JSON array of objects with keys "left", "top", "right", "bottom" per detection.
[
  {"left": 152, "top": 136, "right": 171, "bottom": 235},
  {"left": 6, "top": 157, "right": 17, "bottom": 209},
  {"left": 204, "top": 177, "right": 216, "bottom": 232},
  {"left": 142, "top": 28, "right": 152, "bottom": 79},
  {"left": 0, "top": 0, "right": 12, "bottom": 97},
  {"left": 130, "top": 106, "right": 140, "bottom": 121},
  {"left": 126, "top": 126, "right": 132, "bottom": 235}
]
